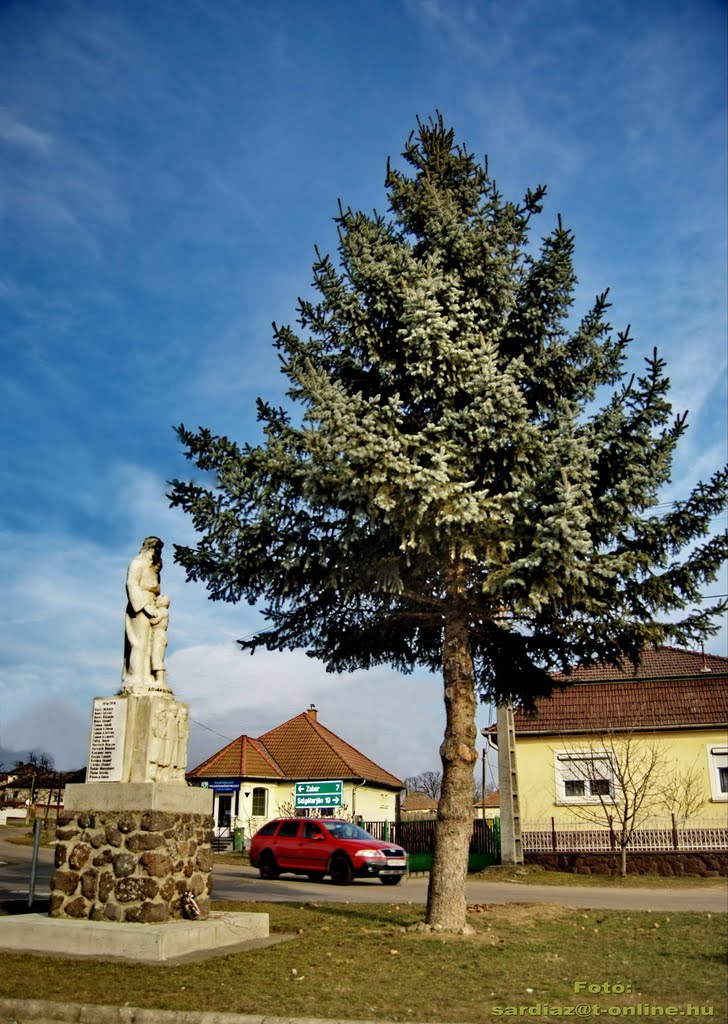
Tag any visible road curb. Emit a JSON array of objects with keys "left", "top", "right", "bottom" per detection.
[{"left": 1, "top": 999, "right": 452, "bottom": 1024}]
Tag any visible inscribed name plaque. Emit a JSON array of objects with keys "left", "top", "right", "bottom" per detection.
[{"left": 87, "top": 698, "right": 128, "bottom": 781}]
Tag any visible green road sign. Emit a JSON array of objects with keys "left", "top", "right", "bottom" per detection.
[{"left": 294, "top": 779, "right": 344, "bottom": 808}]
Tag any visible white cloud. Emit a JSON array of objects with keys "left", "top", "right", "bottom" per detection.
[
  {"left": 174, "top": 642, "right": 490, "bottom": 782},
  {"left": 0, "top": 460, "right": 468, "bottom": 778},
  {"left": 0, "top": 107, "right": 53, "bottom": 153},
  {"left": 0, "top": 0, "right": 724, "bottom": 785}
]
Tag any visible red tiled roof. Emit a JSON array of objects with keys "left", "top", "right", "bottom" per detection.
[
  {"left": 259, "top": 712, "right": 403, "bottom": 789},
  {"left": 512, "top": 648, "right": 727, "bottom": 734},
  {"left": 553, "top": 646, "right": 728, "bottom": 683},
  {"left": 188, "top": 710, "right": 403, "bottom": 789},
  {"left": 188, "top": 735, "right": 284, "bottom": 779},
  {"left": 401, "top": 792, "right": 438, "bottom": 812},
  {"left": 401, "top": 792, "right": 500, "bottom": 812}
]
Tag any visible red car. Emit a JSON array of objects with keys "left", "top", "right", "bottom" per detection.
[{"left": 249, "top": 818, "right": 407, "bottom": 885}]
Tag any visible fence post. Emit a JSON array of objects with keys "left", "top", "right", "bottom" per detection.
[
  {"left": 671, "top": 813, "right": 679, "bottom": 851},
  {"left": 551, "top": 816, "right": 557, "bottom": 852},
  {"left": 383, "top": 819, "right": 390, "bottom": 842},
  {"left": 608, "top": 815, "right": 616, "bottom": 851}
]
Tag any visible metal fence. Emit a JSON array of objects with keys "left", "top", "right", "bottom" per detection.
[
  {"left": 362, "top": 816, "right": 727, "bottom": 857},
  {"left": 362, "top": 818, "right": 499, "bottom": 857},
  {"left": 521, "top": 818, "right": 728, "bottom": 853}
]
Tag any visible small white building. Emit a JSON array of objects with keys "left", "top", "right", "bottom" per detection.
[{"left": 187, "top": 705, "right": 403, "bottom": 839}]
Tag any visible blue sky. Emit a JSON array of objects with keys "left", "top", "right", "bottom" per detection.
[{"left": 1, "top": 0, "right": 725, "bottom": 774}]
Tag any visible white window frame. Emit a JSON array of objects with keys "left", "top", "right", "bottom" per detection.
[
  {"left": 251, "top": 786, "right": 268, "bottom": 817},
  {"left": 707, "top": 744, "right": 728, "bottom": 802},
  {"left": 553, "top": 748, "right": 616, "bottom": 806}
]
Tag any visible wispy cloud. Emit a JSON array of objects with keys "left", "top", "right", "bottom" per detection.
[
  {"left": 0, "top": 0, "right": 724, "bottom": 776},
  {"left": 175, "top": 643, "right": 459, "bottom": 781},
  {"left": 0, "top": 107, "right": 53, "bottom": 153}
]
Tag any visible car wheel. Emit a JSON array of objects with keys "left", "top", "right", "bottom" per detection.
[
  {"left": 307, "top": 871, "right": 325, "bottom": 883},
  {"left": 259, "top": 852, "right": 280, "bottom": 880},
  {"left": 380, "top": 875, "right": 402, "bottom": 885},
  {"left": 329, "top": 854, "right": 353, "bottom": 885}
]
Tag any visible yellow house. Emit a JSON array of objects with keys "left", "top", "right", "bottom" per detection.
[
  {"left": 509, "top": 647, "right": 727, "bottom": 831},
  {"left": 187, "top": 705, "right": 403, "bottom": 839}
]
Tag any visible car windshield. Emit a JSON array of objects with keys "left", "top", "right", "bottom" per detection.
[{"left": 319, "top": 821, "right": 374, "bottom": 841}]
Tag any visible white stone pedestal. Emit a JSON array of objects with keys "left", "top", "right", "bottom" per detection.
[
  {"left": 86, "top": 693, "right": 190, "bottom": 785},
  {"left": 64, "top": 782, "right": 212, "bottom": 815}
]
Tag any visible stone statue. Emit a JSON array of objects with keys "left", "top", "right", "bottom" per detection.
[
  {"left": 148, "top": 701, "right": 189, "bottom": 781},
  {"left": 150, "top": 594, "right": 170, "bottom": 684},
  {"left": 121, "top": 537, "right": 171, "bottom": 694}
]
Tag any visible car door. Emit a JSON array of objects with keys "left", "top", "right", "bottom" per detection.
[
  {"left": 274, "top": 819, "right": 302, "bottom": 868},
  {"left": 298, "top": 820, "right": 329, "bottom": 871}
]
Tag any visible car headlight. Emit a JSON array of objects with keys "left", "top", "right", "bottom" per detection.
[{"left": 355, "top": 849, "right": 385, "bottom": 858}]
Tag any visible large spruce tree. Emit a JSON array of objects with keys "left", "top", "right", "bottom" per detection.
[{"left": 170, "top": 116, "right": 727, "bottom": 930}]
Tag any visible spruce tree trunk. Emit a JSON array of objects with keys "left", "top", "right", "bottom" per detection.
[{"left": 425, "top": 584, "right": 478, "bottom": 930}]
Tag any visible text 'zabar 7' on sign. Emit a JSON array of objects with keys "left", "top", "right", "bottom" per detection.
[{"left": 294, "top": 779, "right": 343, "bottom": 808}]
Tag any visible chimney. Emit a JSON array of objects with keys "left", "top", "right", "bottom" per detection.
[
  {"left": 306, "top": 703, "right": 318, "bottom": 722},
  {"left": 700, "top": 643, "right": 712, "bottom": 673}
]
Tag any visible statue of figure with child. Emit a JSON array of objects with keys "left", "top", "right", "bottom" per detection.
[{"left": 121, "top": 535, "right": 172, "bottom": 695}]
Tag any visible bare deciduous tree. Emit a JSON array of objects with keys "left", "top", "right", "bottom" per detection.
[
  {"left": 404, "top": 770, "right": 442, "bottom": 799},
  {"left": 407, "top": 764, "right": 497, "bottom": 803},
  {"left": 14, "top": 751, "right": 55, "bottom": 773},
  {"left": 275, "top": 800, "right": 353, "bottom": 822},
  {"left": 657, "top": 758, "right": 706, "bottom": 827},
  {"left": 553, "top": 733, "right": 666, "bottom": 876}
]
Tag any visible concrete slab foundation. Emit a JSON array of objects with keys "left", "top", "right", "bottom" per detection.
[
  {"left": 0, "top": 910, "right": 269, "bottom": 962},
  {"left": 63, "top": 781, "right": 212, "bottom": 814}
]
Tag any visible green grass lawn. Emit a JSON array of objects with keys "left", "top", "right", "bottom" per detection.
[
  {"left": 0, "top": 901, "right": 725, "bottom": 1021},
  {"left": 476, "top": 863, "right": 728, "bottom": 887}
]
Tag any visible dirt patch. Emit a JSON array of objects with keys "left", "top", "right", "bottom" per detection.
[{"left": 468, "top": 901, "right": 570, "bottom": 925}]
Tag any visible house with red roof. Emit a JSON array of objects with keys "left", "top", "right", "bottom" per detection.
[
  {"left": 399, "top": 791, "right": 438, "bottom": 819},
  {"left": 474, "top": 790, "right": 500, "bottom": 821},
  {"left": 492, "top": 647, "right": 727, "bottom": 829},
  {"left": 400, "top": 790, "right": 500, "bottom": 820},
  {"left": 187, "top": 705, "right": 404, "bottom": 837}
]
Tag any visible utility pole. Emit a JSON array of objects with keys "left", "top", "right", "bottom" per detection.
[
  {"left": 496, "top": 702, "right": 523, "bottom": 864},
  {"left": 481, "top": 747, "right": 486, "bottom": 820}
]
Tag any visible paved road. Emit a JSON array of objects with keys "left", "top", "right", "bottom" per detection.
[
  {"left": 0, "top": 835, "right": 54, "bottom": 906},
  {"left": 2, "top": 835, "right": 726, "bottom": 913},
  {"left": 213, "top": 863, "right": 728, "bottom": 912}
]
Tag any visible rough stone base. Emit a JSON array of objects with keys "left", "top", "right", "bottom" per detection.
[
  {"left": 525, "top": 850, "right": 728, "bottom": 876},
  {"left": 51, "top": 795, "right": 214, "bottom": 922},
  {"left": 0, "top": 911, "right": 269, "bottom": 962}
]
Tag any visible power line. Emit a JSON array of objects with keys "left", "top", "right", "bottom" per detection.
[
  {"left": 236, "top": 626, "right": 275, "bottom": 644},
  {"left": 189, "top": 718, "right": 235, "bottom": 742}
]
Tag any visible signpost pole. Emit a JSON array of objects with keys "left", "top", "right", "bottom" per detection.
[{"left": 28, "top": 817, "right": 42, "bottom": 909}]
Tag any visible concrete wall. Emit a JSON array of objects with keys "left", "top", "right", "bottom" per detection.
[{"left": 0, "top": 808, "right": 26, "bottom": 825}]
